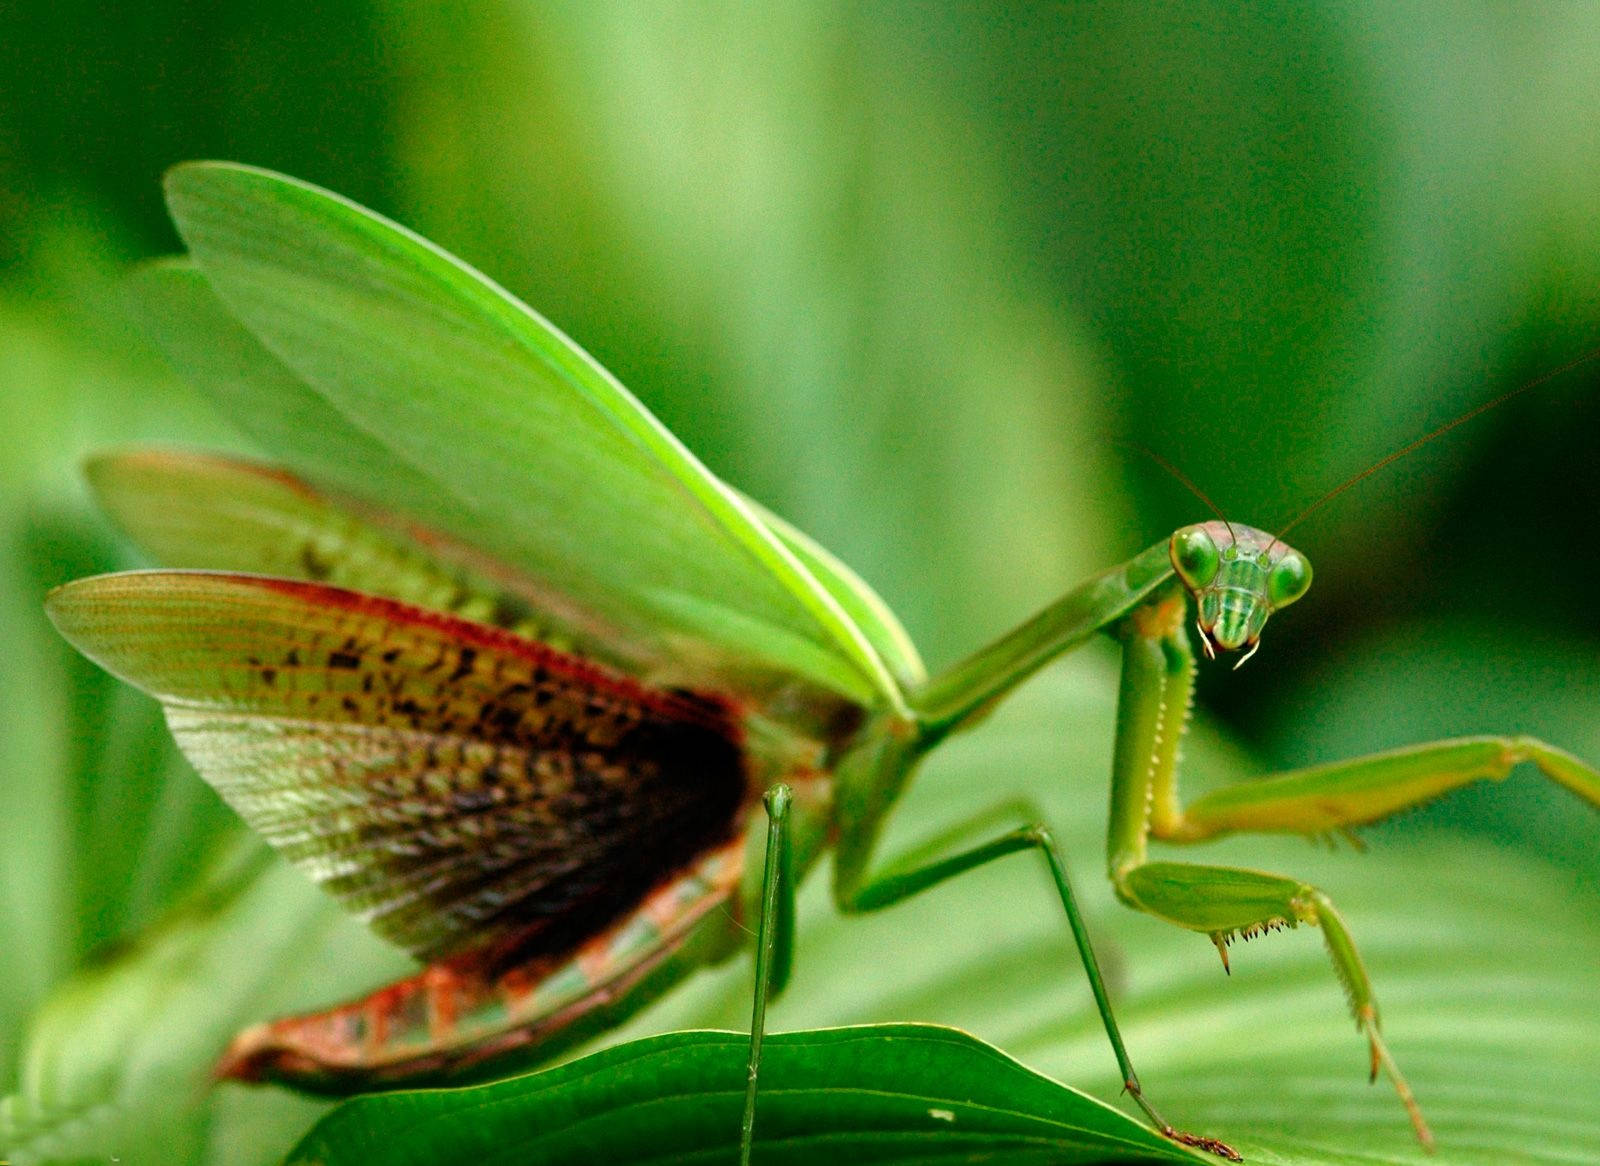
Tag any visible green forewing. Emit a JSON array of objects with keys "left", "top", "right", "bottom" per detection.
[
  {"left": 742, "top": 497, "right": 925, "bottom": 691},
  {"left": 122, "top": 266, "right": 728, "bottom": 690},
  {"left": 160, "top": 163, "right": 905, "bottom": 713},
  {"left": 44, "top": 571, "right": 748, "bottom": 962},
  {"left": 129, "top": 259, "right": 922, "bottom": 711}
]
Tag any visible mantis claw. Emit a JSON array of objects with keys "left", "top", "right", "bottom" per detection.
[
  {"left": 1360, "top": 1007, "right": 1435, "bottom": 1152},
  {"left": 1166, "top": 1128, "right": 1244, "bottom": 1162},
  {"left": 1126, "top": 1076, "right": 1241, "bottom": 1161},
  {"left": 1337, "top": 827, "right": 1367, "bottom": 853},
  {"left": 1123, "top": 868, "right": 1435, "bottom": 1151},
  {"left": 1210, "top": 932, "right": 1232, "bottom": 975}
]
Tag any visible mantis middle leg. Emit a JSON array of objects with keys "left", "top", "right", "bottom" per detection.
[{"left": 738, "top": 781, "right": 1243, "bottom": 1163}]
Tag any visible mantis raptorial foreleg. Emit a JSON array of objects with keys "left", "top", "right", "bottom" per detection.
[
  {"left": 1096, "top": 578, "right": 1593, "bottom": 1151},
  {"left": 1104, "top": 711, "right": 1600, "bottom": 1156},
  {"left": 1097, "top": 594, "right": 1453, "bottom": 1145},
  {"left": 1116, "top": 860, "right": 1430, "bottom": 1149}
]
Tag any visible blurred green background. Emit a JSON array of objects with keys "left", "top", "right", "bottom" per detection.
[{"left": 4, "top": 3, "right": 1600, "bottom": 1164}]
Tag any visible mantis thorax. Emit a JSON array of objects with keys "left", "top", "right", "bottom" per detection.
[{"left": 1169, "top": 521, "right": 1311, "bottom": 664}]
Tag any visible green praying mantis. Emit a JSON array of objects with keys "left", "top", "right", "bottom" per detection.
[{"left": 44, "top": 163, "right": 1600, "bottom": 1163}]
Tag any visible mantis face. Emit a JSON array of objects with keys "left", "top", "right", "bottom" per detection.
[{"left": 1168, "top": 521, "right": 1311, "bottom": 664}]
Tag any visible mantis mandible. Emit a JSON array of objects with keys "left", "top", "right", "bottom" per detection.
[{"left": 44, "top": 164, "right": 1600, "bottom": 1163}]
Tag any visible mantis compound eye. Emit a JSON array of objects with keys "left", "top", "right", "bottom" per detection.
[
  {"left": 1267, "top": 551, "right": 1312, "bottom": 608},
  {"left": 1171, "top": 526, "right": 1220, "bottom": 590}
]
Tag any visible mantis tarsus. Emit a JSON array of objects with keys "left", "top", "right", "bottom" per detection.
[{"left": 44, "top": 163, "right": 1600, "bottom": 1163}]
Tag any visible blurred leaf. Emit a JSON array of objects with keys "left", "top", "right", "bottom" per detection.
[
  {"left": 0, "top": 845, "right": 406, "bottom": 1166},
  {"left": 0, "top": 0, "right": 398, "bottom": 254},
  {"left": 287, "top": 1025, "right": 1198, "bottom": 1166},
  {"left": 953, "top": 4, "right": 1600, "bottom": 550},
  {"left": 0, "top": 232, "right": 246, "bottom": 1095},
  {"left": 3, "top": 845, "right": 268, "bottom": 1165}
]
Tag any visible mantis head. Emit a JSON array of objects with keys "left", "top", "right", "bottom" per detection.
[{"left": 1168, "top": 521, "right": 1311, "bottom": 667}]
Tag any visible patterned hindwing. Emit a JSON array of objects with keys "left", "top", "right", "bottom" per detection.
[{"left": 47, "top": 571, "right": 751, "bottom": 961}]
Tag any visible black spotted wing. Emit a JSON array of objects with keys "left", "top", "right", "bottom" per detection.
[{"left": 46, "top": 571, "right": 750, "bottom": 961}]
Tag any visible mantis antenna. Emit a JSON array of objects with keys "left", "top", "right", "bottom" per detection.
[
  {"left": 1118, "top": 440, "right": 1237, "bottom": 544},
  {"left": 1272, "top": 343, "right": 1600, "bottom": 544}
]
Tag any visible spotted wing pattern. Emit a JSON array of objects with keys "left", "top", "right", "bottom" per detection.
[{"left": 46, "top": 571, "right": 751, "bottom": 961}]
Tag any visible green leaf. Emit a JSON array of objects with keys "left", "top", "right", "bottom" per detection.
[
  {"left": 159, "top": 163, "right": 903, "bottom": 714},
  {"left": 285, "top": 1025, "right": 1198, "bottom": 1166}
]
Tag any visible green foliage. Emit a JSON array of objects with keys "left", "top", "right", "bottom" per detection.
[{"left": 2, "top": 847, "right": 385, "bottom": 1165}]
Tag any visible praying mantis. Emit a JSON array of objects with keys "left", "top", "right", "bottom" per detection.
[{"left": 43, "top": 163, "right": 1600, "bottom": 1163}]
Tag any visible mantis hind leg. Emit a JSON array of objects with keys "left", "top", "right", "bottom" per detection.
[
  {"left": 831, "top": 796, "right": 1241, "bottom": 1161},
  {"left": 1115, "top": 859, "right": 1433, "bottom": 1150}
]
